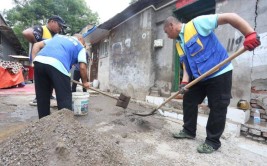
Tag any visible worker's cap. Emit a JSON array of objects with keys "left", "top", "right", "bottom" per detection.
[{"left": 48, "top": 15, "right": 67, "bottom": 28}]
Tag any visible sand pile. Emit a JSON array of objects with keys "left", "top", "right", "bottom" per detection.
[{"left": 0, "top": 109, "right": 127, "bottom": 166}]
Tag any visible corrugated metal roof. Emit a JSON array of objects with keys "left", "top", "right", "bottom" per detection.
[
  {"left": 98, "top": 0, "right": 169, "bottom": 30},
  {"left": 85, "top": 0, "right": 175, "bottom": 44},
  {"left": 0, "top": 25, "right": 26, "bottom": 55}
]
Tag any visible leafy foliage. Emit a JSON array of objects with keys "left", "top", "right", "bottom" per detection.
[{"left": 3, "top": 0, "right": 99, "bottom": 54}]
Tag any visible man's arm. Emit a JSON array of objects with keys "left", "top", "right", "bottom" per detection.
[
  {"left": 217, "top": 13, "right": 254, "bottom": 36},
  {"left": 23, "top": 26, "right": 43, "bottom": 43},
  {"left": 22, "top": 28, "right": 37, "bottom": 43},
  {"left": 31, "top": 41, "right": 45, "bottom": 60},
  {"left": 181, "top": 63, "right": 189, "bottom": 83},
  {"left": 79, "top": 62, "right": 90, "bottom": 89},
  {"left": 77, "top": 47, "right": 90, "bottom": 88},
  {"left": 179, "top": 63, "right": 189, "bottom": 94},
  {"left": 217, "top": 13, "right": 260, "bottom": 50}
]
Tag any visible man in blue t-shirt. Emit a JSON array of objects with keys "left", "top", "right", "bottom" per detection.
[
  {"left": 164, "top": 13, "right": 260, "bottom": 154},
  {"left": 31, "top": 34, "right": 90, "bottom": 119}
]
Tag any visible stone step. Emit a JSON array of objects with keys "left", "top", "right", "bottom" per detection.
[{"left": 145, "top": 95, "right": 252, "bottom": 137}]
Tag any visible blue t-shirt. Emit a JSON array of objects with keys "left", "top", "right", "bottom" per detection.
[{"left": 34, "top": 35, "right": 87, "bottom": 76}]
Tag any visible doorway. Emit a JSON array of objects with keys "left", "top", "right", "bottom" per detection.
[{"left": 172, "top": 0, "right": 216, "bottom": 91}]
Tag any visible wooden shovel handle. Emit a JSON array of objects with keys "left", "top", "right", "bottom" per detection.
[
  {"left": 71, "top": 79, "right": 118, "bottom": 100},
  {"left": 156, "top": 47, "right": 247, "bottom": 110}
]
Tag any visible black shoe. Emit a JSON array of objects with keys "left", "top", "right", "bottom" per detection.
[
  {"left": 32, "top": 98, "right": 37, "bottom": 103},
  {"left": 197, "top": 143, "right": 215, "bottom": 154},
  {"left": 29, "top": 98, "right": 37, "bottom": 106},
  {"left": 173, "top": 130, "right": 194, "bottom": 139}
]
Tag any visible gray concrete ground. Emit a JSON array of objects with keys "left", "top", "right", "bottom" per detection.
[{"left": 1, "top": 92, "right": 267, "bottom": 165}]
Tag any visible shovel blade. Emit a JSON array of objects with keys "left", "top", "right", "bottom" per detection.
[{"left": 116, "top": 93, "right": 131, "bottom": 109}]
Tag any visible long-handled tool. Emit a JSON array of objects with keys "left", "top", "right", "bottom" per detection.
[
  {"left": 71, "top": 79, "right": 131, "bottom": 109},
  {"left": 133, "top": 47, "right": 247, "bottom": 116}
]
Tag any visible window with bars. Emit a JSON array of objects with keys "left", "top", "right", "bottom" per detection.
[{"left": 99, "top": 39, "right": 109, "bottom": 58}]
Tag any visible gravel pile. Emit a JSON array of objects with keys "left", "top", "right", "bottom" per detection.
[{"left": 0, "top": 109, "right": 127, "bottom": 166}]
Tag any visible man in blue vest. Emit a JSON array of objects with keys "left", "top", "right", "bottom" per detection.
[
  {"left": 31, "top": 34, "right": 90, "bottom": 119},
  {"left": 164, "top": 13, "right": 260, "bottom": 153},
  {"left": 23, "top": 15, "right": 67, "bottom": 105}
]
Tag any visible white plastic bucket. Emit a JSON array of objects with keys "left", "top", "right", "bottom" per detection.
[
  {"left": 72, "top": 92, "right": 90, "bottom": 115},
  {"left": 93, "top": 79, "right": 99, "bottom": 88}
]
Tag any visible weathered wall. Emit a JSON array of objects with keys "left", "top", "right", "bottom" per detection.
[
  {"left": 0, "top": 35, "right": 17, "bottom": 60},
  {"left": 250, "top": 0, "right": 267, "bottom": 104},
  {"left": 153, "top": 5, "right": 176, "bottom": 96},
  {"left": 97, "top": 3, "right": 177, "bottom": 99},
  {"left": 216, "top": 0, "right": 267, "bottom": 106},
  {"left": 1, "top": 15, "right": 23, "bottom": 60},
  {"left": 106, "top": 8, "right": 156, "bottom": 99}
]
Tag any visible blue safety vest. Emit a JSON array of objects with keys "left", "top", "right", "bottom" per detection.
[
  {"left": 37, "top": 35, "right": 84, "bottom": 72},
  {"left": 176, "top": 21, "right": 230, "bottom": 80}
]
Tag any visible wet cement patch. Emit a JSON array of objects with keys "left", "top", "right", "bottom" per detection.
[{"left": 0, "top": 95, "right": 38, "bottom": 142}]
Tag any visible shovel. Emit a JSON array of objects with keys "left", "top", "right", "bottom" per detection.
[
  {"left": 133, "top": 47, "right": 247, "bottom": 116},
  {"left": 71, "top": 79, "right": 131, "bottom": 109}
]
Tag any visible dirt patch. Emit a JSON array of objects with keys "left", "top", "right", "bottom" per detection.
[
  {"left": 1, "top": 94, "right": 267, "bottom": 165},
  {"left": 0, "top": 124, "right": 27, "bottom": 141},
  {"left": 0, "top": 109, "right": 127, "bottom": 166}
]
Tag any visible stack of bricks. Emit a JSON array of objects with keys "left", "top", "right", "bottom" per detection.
[{"left": 240, "top": 99, "right": 267, "bottom": 143}]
